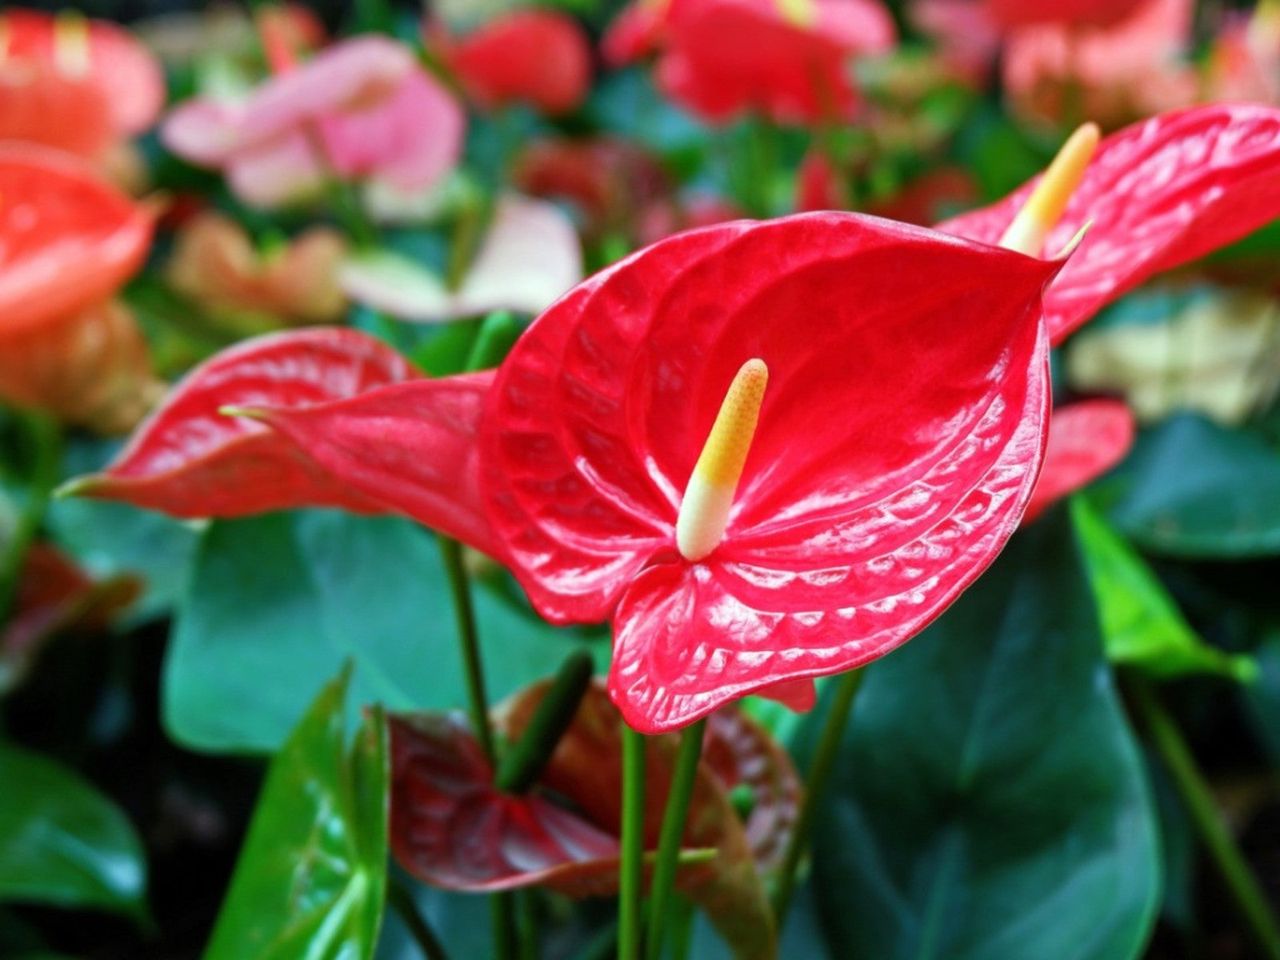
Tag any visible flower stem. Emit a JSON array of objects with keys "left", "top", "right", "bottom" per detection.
[
  {"left": 645, "top": 719, "right": 706, "bottom": 960},
  {"left": 1128, "top": 676, "right": 1280, "bottom": 960},
  {"left": 438, "top": 537, "right": 495, "bottom": 763},
  {"left": 0, "top": 412, "right": 60, "bottom": 625},
  {"left": 772, "top": 668, "right": 864, "bottom": 924},
  {"left": 495, "top": 649, "right": 594, "bottom": 794},
  {"left": 437, "top": 536, "right": 512, "bottom": 960},
  {"left": 388, "top": 880, "right": 451, "bottom": 960},
  {"left": 618, "top": 726, "right": 647, "bottom": 960}
]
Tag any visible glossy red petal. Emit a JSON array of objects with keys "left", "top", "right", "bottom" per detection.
[
  {"left": 388, "top": 712, "right": 622, "bottom": 895},
  {"left": 66, "top": 329, "right": 417, "bottom": 518},
  {"left": 938, "top": 104, "right": 1280, "bottom": 344},
  {"left": 483, "top": 212, "right": 1058, "bottom": 730},
  {"left": 241, "top": 374, "right": 502, "bottom": 559},
  {"left": 443, "top": 9, "right": 592, "bottom": 115},
  {"left": 1023, "top": 399, "right": 1135, "bottom": 523},
  {"left": 0, "top": 144, "right": 153, "bottom": 333}
]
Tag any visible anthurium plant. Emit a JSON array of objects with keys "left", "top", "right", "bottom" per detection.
[{"left": 2, "top": 2, "right": 1280, "bottom": 959}]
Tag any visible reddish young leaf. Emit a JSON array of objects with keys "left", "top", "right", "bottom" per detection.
[
  {"left": 0, "top": 144, "right": 153, "bottom": 334},
  {"left": 436, "top": 9, "right": 592, "bottom": 116},
  {"left": 237, "top": 373, "right": 502, "bottom": 559},
  {"left": 2, "top": 544, "right": 140, "bottom": 694},
  {"left": 939, "top": 104, "right": 1280, "bottom": 344},
  {"left": 481, "top": 212, "right": 1059, "bottom": 732},
  {"left": 1024, "top": 400, "right": 1135, "bottom": 523},
  {"left": 390, "top": 682, "right": 779, "bottom": 956},
  {"left": 64, "top": 329, "right": 417, "bottom": 518},
  {"left": 701, "top": 708, "right": 801, "bottom": 874},
  {"left": 388, "top": 712, "right": 622, "bottom": 895}
]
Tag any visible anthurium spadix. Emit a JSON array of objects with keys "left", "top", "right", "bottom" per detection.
[
  {"left": 939, "top": 103, "right": 1280, "bottom": 345},
  {"left": 477, "top": 213, "right": 1060, "bottom": 731}
]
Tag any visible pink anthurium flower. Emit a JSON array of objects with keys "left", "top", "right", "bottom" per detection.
[
  {"left": 1023, "top": 399, "right": 1136, "bottom": 523},
  {"left": 432, "top": 8, "right": 592, "bottom": 116},
  {"left": 603, "top": 0, "right": 896, "bottom": 125},
  {"left": 0, "top": 9, "right": 165, "bottom": 162},
  {"left": 162, "top": 35, "right": 464, "bottom": 208}
]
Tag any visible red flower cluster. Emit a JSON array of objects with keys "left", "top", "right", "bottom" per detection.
[{"left": 70, "top": 104, "right": 1280, "bottom": 732}]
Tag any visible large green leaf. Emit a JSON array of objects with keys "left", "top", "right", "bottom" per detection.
[
  {"left": 1071, "top": 498, "right": 1257, "bottom": 681},
  {"left": 1091, "top": 413, "right": 1280, "bottom": 558},
  {"left": 0, "top": 742, "right": 146, "bottom": 918},
  {"left": 165, "top": 510, "right": 599, "bottom": 753},
  {"left": 806, "top": 507, "right": 1160, "bottom": 960},
  {"left": 204, "top": 669, "right": 388, "bottom": 960}
]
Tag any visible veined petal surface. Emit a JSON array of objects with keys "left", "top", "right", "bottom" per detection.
[{"left": 67, "top": 329, "right": 417, "bottom": 518}]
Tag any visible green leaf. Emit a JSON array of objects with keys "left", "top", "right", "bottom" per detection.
[
  {"left": 1090, "top": 413, "right": 1280, "bottom": 558},
  {"left": 165, "top": 510, "right": 601, "bottom": 753},
  {"left": 1244, "top": 628, "right": 1280, "bottom": 766},
  {"left": 0, "top": 742, "right": 146, "bottom": 918},
  {"left": 805, "top": 507, "right": 1160, "bottom": 960},
  {"left": 204, "top": 669, "right": 388, "bottom": 960},
  {"left": 1071, "top": 498, "right": 1257, "bottom": 681}
]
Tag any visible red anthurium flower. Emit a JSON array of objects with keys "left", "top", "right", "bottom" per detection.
[
  {"left": 61, "top": 329, "right": 424, "bottom": 519},
  {"left": 476, "top": 214, "right": 1059, "bottom": 731},
  {"left": 391, "top": 682, "right": 789, "bottom": 953},
  {"left": 939, "top": 104, "right": 1280, "bottom": 345},
  {"left": 513, "top": 137, "right": 671, "bottom": 242},
  {"left": 0, "top": 145, "right": 160, "bottom": 432},
  {"left": 433, "top": 8, "right": 592, "bottom": 116},
  {"left": 162, "top": 36, "right": 464, "bottom": 208},
  {"left": 0, "top": 9, "right": 164, "bottom": 160},
  {"left": 604, "top": 0, "right": 896, "bottom": 125},
  {"left": 1023, "top": 399, "right": 1135, "bottom": 524},
  {"left": 983, "top": 0, "right": 1148, "bottom": 30}
]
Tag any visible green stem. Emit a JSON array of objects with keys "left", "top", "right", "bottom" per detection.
[
  {"left": 773, "top": 669, "right": 863, "bottom": 924},
  {"left": 388, "top": 881, "right": 451, "bottom": 960},
  {"left": 492, "top": 893, "right": 518, "bottom": 960},
  {"left": 517, "top": 890, "right": 539, "bottom": 960},
  {"left": 645, "top": 719, "right": 706, "bottom": 960},
  {"left": 495, "top": 650, "right": 593, "bottom": 794},
  {"left": 438, "top": 537, "right": 495, "bottom": 763},
  {"left": 0, "top": 412, "right": 60, "bottom": 624},
  {"left": 618, "top": 726, "right": 647, "bottom": 960},
  {"left": 1128, "top": 677, "right": 1280, "bottom": 960},
  {"left": 437, "top": 536, "right": 512, "bottom": 960}
]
